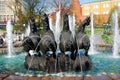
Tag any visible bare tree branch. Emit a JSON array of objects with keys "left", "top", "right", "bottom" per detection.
[{"left": 46, "top": 0, "right": 72, "bottom": 10}]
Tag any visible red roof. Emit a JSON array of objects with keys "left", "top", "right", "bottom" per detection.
[
  {"left": 49, "top": 0, "right": 82, "bottom": 25},
  {"left": 48, "top": 0, "right": 110, "bottom": 26}
]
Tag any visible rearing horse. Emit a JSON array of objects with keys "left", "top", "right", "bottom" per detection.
[
  {"left": 59, "top": 13, "right": 76, "bottom": 59},
  {"left": 74, "top": 16, "right": 92, "bottom": 71},
  {"left": 40, "top": 13, "right": 57, "bottom": 58},
  {"left": 76, "top": 16, "right": 91, "bottom": 56}
]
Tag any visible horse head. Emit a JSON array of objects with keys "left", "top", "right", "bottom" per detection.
[
  {"left": 78, "top": 16, "right": 90, "bottom": 33},
  {"left": 42, "top": 13, "right": 50, "bottom": 31},
  {"left": 63, "top": 13, "right": 69, "bottom": 31},
  {"left": 28, "top": 16, "right": 37, "bottom": 33}
]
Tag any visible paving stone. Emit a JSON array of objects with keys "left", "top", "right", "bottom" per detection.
[
  {"left": 74, "top": 77, "right": 83, "bottom": 80},
  {"left": 0, "top": 74, "right": 9, "bottom": 80},
  {"left": 51, "top": 77, "right": 63, "bottom": 80},
  {"left": 63, "top": 77, "right": 75, "bottom": 80},
  {"left": 85, "top": 76, "right": 93, "bottom": 80},
  {"left": 114, "top": 74, "right": 120, "bottom": 79},
  {"left": 41, "top": 77, "right": 51, "bottom": 80},
  {"left": 52, "top": 76, "right": 80, "bottom": 80},
  {"left": 1, "top": 75, "right": 120, "bottom": 80},
  {"left": 115, "top": 79, "right": 120, "bottom": 80},
  {"left": 4, "top": 76, "right": 28, "bottom": 80},
  {"left": 92, "top": 75, "right": 112, "bottom": 80},
  {"left": 27, "top": 77, "right": 42, "bottom": 80},
  {"left": 108, "top": 74, "right": 120, "bottom": 80},
  {"left": 58, "top": 76, "right": 92, "bottom": 80}
]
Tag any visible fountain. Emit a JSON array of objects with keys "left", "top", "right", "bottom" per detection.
[
  {"left": 6, "top": 20, "right": 14, "bottom": 58},
  {"left": 49, "top": 17, "right": 55, "bottom": 33},
  {"left": 55, "top": 10, "right": 62, "bottom": 43},
  {"left": 69, "top": 13, "right": 76, "bottom": 38},
  {"left": 22, "top": 12, "right": 92, "bottom": 74},
  {"left": 89, "top": 12, "right": 95, "bottom": 54},
  {"left": 112, "top": 10, "right": 119, "bottom": 57},
  {"left": 0, "top": 12, "right": 120, "bottom": 77},
  {"left": 25, "top": 22, "right": 31, "bottom": 37},
  {"left": 1, "top": 2, "right": 120, "bottom": 77}
]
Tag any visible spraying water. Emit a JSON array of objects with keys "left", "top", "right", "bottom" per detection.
[
  {"left": 49, "top": 17, "right": 55, "bottom": 33},
  {"left": 6, "top": 20, "right": 14, "bottom": 58},
  {"left": 55, "top": 10, "right": 62, "bottom": 45},
  {"left": 25, "top": 23, "right": 31, "bottom": 37},
  {"left": 89, "top": 12, "right": 95, "bottom": 54},
  {"left": 69, "top": 14, "right": 76, "bottom": 38},
  {"left": 112, "top": 10, "right": 119, "bottom": 57},
  {"left": 54, "top": 5, "right": 63, "bottom": 72}
]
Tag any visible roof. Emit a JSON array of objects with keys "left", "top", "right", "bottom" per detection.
[{"left": 82, "top": 0, "right": 111, "bottom": 4}]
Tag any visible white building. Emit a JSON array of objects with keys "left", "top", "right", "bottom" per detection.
[{"left": 0, "top": 0, "right": 23, "bottom": 22}]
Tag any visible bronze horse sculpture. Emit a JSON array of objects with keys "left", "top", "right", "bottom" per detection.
[
  {"left": 59, "top": 13, "right": 76, "bottom": 59},
  {"left": 58, "top": 13, "right": 76, "bottom": 71},
  {"left": 23, "top": 17, "right": 40, "bottom": 53},
  {"left": 40, "top": 13, "right": 57, "bottom": 59},
  {"left": 23, "top": 17, "right": 42, "bottom": 70},
  {"left": 39, "top": 13, "right": 57, "bottom": 73},
  {"left": 23, "top": 13, "right": 92, "bottom": 73},
  {"left": 74, "top": 16, "right": 92, "bottom": 71}
]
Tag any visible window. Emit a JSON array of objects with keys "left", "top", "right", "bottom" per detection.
[
  {"left": 85, "top": 13, "right": 89, "bottom": 16},
  {"left": 114, "top": 2, "right": 120, "bottom": 6},
  {"left": 103, "top": 11, "right": 108, "bottom": 14},
  {"left": 0, "top": 15, "right": 2, "bottom": 21},
  {"left": 94, "top": 5, "right": 99, "bottom": 9},
  {"left": 85, "top": 6, "right": 89, "bottom": 10},
  {"left": 0, "top": 1, "right": 5, "bottom": 12},
  {"left": 117, "top": 2, "right": 120, "bottom": 6},
  {"left": 103, "top": 4, "right": 109, "bottom": 8},
  {"left": 95, "top": 12, "right": 99, "bottom": 15}
]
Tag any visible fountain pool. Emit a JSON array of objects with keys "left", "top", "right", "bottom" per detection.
[{"left": 0, "top": 52, "right": 119, "bottom": 76}]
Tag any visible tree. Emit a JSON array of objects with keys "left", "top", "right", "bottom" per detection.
[
  {"left": 24, "top": 0, "right": 45, "bottom": 32},
  {"left": 7, "top": 0, "right": 24, "bottom": 21},
  {"left": 7, "top": 0, "right": 26, "bottom": 31},
  {"left": 7, "top": 0, "right": 45, "bottom": 32},
  {"left": 108, "top": 6, "right": 120, "bottom": 26},
  {"left": 24, "top": 0, "right": 44, "bottom": 17},
  {"left": 45, "top": 0, "right": 72, "bottom": 12}
]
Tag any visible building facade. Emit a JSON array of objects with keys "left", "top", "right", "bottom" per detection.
[
  {"left": 0, "top": 0, "right": 23, "bottom": 23},
  {"left": 69, "top": 0, "right": 82, "bottom": 24},
  {"left": 49, "top": 0, "right": 83, "bottom": 25},
  {"left": 0, "top": 0, "right": 14, "bottom": 22},
  {"left": 81, "top": 0, "right": 120, "bottom": 25}
]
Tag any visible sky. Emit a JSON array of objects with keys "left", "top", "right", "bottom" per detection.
[
  {"left": 80, "top": 0, "right": 94, "bottom": 4},
  {"left": 44, "top": 0, "right": 94, "bottom": 13}
]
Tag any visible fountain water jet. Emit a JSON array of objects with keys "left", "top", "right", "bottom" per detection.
[
  {"left": 89, "top": 12, "right": 95, "bottom": 54},
  {"left": 55, "top": 10, "right": 62, "bottom": 44},
  {"left": 25, "top": 23, "right": 31, "bottom": 37},
  {"left": 69, "top": 14, "right": 76, "bottom": 38},
  {"left": 49, "top": 17, "right": 55, "bottom": 33},
  {"left": 6, "top": 20, "right": 14, "bottom": 58},
  {"left": 55, "top": 10, "right": 63, "bottom": 55},
  {"left": 112, "top": 10, "right": 119, "bottom": 58}
]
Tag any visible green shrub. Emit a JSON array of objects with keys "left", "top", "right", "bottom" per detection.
[
  {"left": 101, "top": 34, "right": 112, "bottom": 43},
  {"left": 0, "top": 26, "right": 6, "bottom": 31}
]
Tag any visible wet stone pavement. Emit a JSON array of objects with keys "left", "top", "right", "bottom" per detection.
[{"left": 0, "top": 74, "right": 120, "bottom": 80}]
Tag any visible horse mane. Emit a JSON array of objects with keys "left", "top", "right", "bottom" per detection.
[
  {"left": 29, "top": 17, "right": 37, "bottom": 33},
  {"left": 42, "top": 13, "right": 50, "bottom": 31},
  {"left": 63, "top": 13, "right": 70, "bottom": 31},
  {"left": 77, "top": 16, "right": 90, "bottom": 33}
]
